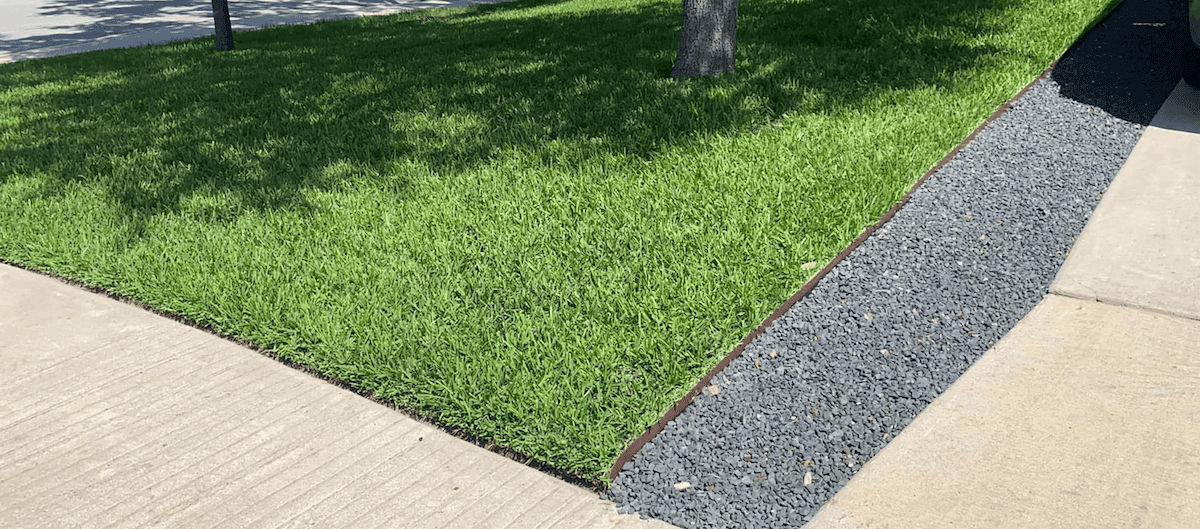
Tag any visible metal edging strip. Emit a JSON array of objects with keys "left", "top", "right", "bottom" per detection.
[{"left": 605, "top": 0, "right": 1132, "bottom": 484}]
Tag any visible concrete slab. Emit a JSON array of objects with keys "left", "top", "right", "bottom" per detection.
[
  {"left": 1051, "top": 79, "right": 1200, "bottom": 320},
  {"left": 803, "top": 294, "right": 1200, "bottom": 529},
  {"left": 0, "top": 262, "right": 677, "bottom": 529},
  {"left": 0, "top": 0, "right": 523, "bottom": 64}
]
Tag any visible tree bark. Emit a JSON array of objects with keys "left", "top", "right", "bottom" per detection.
[
  {"left": 212, "top": 0, "right": 235, "bottom": 51},
  {"left": 671, "top": 0, "right": 737, "bottom": 79}
]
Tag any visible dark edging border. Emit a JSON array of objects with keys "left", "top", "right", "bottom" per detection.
[
  {"left": 604, "top": 0, "right": 1134, "bottom": 485},
  {"left": 0, "top": 0, "right": 1131, "bottom": 496}
]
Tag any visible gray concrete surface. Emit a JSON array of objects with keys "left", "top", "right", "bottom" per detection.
[
  {"left": 0, "top": 262, "right": 676, "bottom": 529},
  {"left": 0, "top": 0, "right": 521, "bottom": 64},
  {"left": 1052, "top": 81, "right": 1200, "bottom": 321},
  {"left": 804, "top": 80, "right": 1200, "bottom": 529},
  {"left": 804, "top": 294, "right": 1200, "bottom": 528}
]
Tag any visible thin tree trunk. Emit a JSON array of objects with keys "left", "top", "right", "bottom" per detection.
[
  {"left": 671, "top": 0, "right": 737, "bottom": 79},
  {"left": 212, "top": 0, "right": 235, "bottom": 51}
]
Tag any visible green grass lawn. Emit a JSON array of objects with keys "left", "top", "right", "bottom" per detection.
[{"left": 0, "top": 0, "right": 1122, "bottom": 485}]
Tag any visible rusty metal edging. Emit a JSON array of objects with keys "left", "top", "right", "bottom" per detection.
[{"left": 605, "top": 4, "right": 1129, "bottom": 482}]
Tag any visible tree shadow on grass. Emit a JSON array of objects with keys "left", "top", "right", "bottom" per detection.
[
  {"left": 0, "top": 0, "right": 1140, "bottom": 485},
  {"left": 0, "top": 0, "right": 1088, "bottom": 231}
]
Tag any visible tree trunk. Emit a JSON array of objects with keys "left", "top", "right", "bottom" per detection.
[
  {"left": 212, "top": 0, "right": 235, "bottom": 51},
  {"left": 671, "top": 0, "right": 737, "bottom": 79}
]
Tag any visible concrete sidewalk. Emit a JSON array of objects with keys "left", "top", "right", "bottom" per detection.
[
  {"left": 0, "top": 266, "right": 675, "bottom": 528},
  {"left": 0, "top": 0, "right": 521, "bottom": 64},
  {"left": 805, "top": 79, "right": 1200, "bottom": 528}
]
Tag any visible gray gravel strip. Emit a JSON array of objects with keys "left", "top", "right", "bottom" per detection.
[{"left": 602, "top": 0, "right": 1195, "bottom": 527}]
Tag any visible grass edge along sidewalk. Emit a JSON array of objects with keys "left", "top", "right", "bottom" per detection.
[{"left": 0, "top": 0, "right": 1124, "bottom": 487}]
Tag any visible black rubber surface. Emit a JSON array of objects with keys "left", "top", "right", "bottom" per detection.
[{"left": 603, "top": 0, "right": 1195, "bottom": 527}]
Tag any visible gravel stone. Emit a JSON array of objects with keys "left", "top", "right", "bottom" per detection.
[{"left": 602, "top": 0, "right": 1192, "bottom": 527}]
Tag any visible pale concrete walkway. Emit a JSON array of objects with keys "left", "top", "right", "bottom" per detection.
[
  {"left": 0, "top": 261, "right": 675, "bottom": 528},
  {"left": 0, "top": 0, "right": 521, "bottom": 64},
  {"left": 805, "top": 79, "right": 1200, "bottom": 528}
]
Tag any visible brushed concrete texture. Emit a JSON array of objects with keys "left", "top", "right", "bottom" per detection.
[
  {"left": 803, "top": 294, "right": 1200, "bottom": 529},
  {"left": 0, "top": 262, "right": 677, "bottom": 529},
  {"left": 1051, "top": 80, "right": 1200, "bottom": 320},
  {"left": 0, "top": 0, "right": 523, "bottom": 64}
]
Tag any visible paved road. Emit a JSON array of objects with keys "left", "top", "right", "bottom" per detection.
[{"left": 0, "top": 0, "right": 519, "bottom": 63}]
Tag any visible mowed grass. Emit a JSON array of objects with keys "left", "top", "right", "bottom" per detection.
[{"left": 0, "top": 0, "right": 1122, "bottom": 484}]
